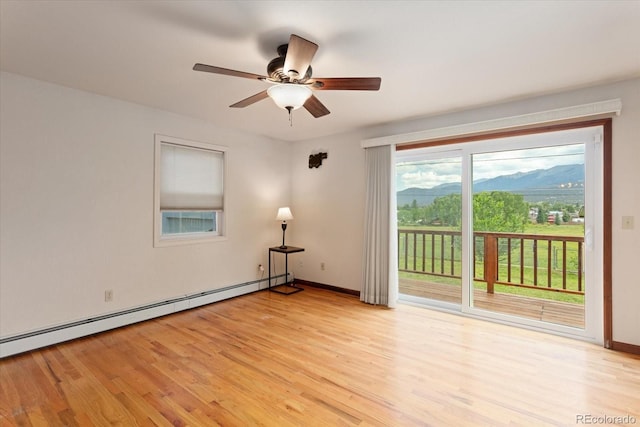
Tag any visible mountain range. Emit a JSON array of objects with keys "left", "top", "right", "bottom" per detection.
[{"left": 398, "top": 163, "right": 584, "bottom": 206}]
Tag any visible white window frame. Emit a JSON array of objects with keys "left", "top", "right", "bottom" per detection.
[
  {"left": 458, "top": 126, "right": 603, "bottom": 342},
  {"left": 153, "top": 134, "right": 227, "bottom": 247},
  {"left": 395, "top": 126, "right": 603, "bottom": 343}
]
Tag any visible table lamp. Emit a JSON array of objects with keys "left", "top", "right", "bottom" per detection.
[{"left": 276, "top": 207, "right": 293, "bottom": 249}]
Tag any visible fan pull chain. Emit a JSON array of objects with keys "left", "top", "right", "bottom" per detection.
[{"left": 286, "top": 106, "right": 293, "bottom": 127}]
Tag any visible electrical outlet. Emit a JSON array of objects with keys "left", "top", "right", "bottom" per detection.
[
  {"left": 104, "top": 290, "right": 113, "bottom": 302},
  {"left": 258, "top": 264, "right": 264, "bottom": 272}
]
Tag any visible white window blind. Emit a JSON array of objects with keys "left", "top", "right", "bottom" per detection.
[{"left": 160, "top": 143, "right": 224, "bottom": 210}]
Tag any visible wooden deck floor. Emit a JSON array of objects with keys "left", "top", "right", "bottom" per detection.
[{"left": 400, "top": 278, "right": 585, "bottom": 328}]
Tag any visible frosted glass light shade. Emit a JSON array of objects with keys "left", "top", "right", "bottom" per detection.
[
  {"left": 276, "top": 207, "right": 294, "bottom": 221},
  {"left": 267, "top": 84, "right": 312, "bottom": 110}
]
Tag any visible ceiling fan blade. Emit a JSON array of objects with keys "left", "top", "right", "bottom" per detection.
[
  {"left": 193, "top": 63, "right": 266, "bottom": 81},
  {"left": 229, "top": 90, "right": 269, "bottom": 108},
  {"left": 303, "top": 95, "right": 330, "bottom": 118},
  {"left": 311, "top": 77, "right": 381, "bottom": 91},
  {"left": 283, "top": 34, "right": 318, "bottom": 81}
]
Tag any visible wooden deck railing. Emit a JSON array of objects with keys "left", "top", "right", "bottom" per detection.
[{"left": 398, "top": 228, "right": 584, "bottom": 296}]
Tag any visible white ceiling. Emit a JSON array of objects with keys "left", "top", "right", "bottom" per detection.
[{"left": 1, "top": 1, "right": 639, "bottom": 142}]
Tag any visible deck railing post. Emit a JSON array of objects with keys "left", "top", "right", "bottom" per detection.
[{"left": 484, "top": 234, "right": 497, "bottom": 294}]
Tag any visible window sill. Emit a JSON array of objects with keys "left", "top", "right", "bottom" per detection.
[{"left": 154, "top": 234, "right": 228, "bottom": 248}]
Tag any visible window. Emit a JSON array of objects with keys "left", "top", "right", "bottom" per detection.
[{"left": 154, "top": 135, "right": 226, "bottom": 246}]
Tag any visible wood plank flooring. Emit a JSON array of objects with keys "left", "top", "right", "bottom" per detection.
[
  {"left": 1, "top": 286, "right": 639, "bottom": 426},
  {"left": 400, "top": 278, "right": 585, "bottom": 328}
]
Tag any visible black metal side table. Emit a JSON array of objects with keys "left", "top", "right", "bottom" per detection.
[{"left": 268, "top": 246, "right": 304, "bottom": 295}]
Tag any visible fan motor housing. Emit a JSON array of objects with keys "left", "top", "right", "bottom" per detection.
[
  {"left": 268, "top": 44, "right": 312, "bottom": 82},
  {"left": 267, "top": 56, "right": 287, "bottom": 81}
]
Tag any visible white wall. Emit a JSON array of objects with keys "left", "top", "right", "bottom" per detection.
[
  {"left": 0, "top": 72, "right": 290, "bottom": 338},
  {"left": 291, "top": 78, "right": 640, "bottom": 346},
  {"left": 289, "top": 131, "right": 366, "bottom": 290}
]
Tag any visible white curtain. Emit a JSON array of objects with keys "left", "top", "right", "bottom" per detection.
[{"left": 361, "top": 145, "right": 398, "bottom": 307}]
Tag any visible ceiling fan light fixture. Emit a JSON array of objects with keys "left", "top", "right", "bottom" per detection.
[
  {"left": 194, "top": 34, "right": 381, "bottom": 120},
  {"left": 267, "top": 84, "right": 312, "bottom": 110}
]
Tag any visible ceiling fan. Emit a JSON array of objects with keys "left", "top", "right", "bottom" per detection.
[{"left": 193, "top": 34, "right": 381, "bottom": 122}]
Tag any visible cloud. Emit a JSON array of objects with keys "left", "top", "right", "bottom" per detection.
[
  {"left": 396, "top": 144, "right": 585, "bottom": 191},
  {"left": 397, "top": 158, "right": 462, "bottom": 189}
]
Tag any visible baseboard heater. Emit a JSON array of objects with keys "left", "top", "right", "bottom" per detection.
[{"left": 0, "top": 274, "right": 286, "bottom": 358}]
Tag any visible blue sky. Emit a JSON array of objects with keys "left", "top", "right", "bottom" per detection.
[{"left": 396, "top": 144, "right": 585, "bottom": 191}]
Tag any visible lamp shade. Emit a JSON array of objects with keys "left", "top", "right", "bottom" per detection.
[
  {"left": 276, "top": 207, "right": 293, "bottom": 221},
  {"left": 267, "top": 84, "right": 312, "bottom": 110}
]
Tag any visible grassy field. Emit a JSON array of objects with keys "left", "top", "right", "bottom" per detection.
[
  {"left": 521, "top": 223, "right": 584, "bottom": 237},
  {"left": 398, "top": 223, "right": 585, "bottom": 304}
]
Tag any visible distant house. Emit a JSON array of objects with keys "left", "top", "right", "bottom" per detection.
[
  {"left": 529, "top": 207, "right": 539, "bottom": 222},
  {"left": 548, "top": 210, "right": 563, "bottom": 224}
]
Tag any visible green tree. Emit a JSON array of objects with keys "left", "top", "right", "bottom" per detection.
[
  {"left": 473, "top": 192, "right": 529, "bottom": 261},
  {"left": 397, "top": 209, "right": 412, "bottom": 225},
  {"left": 422, "top": 191, "right": 528, "bottom": 232},
  {"left": 410, "top": 199, "right": 420, "bottom": 224},
  {"left": 536, "top": 206, "right": 548, "bottom": 224},
  {"left": 431, "top": 193, "right": 462, "bottom": 226},
  {"left": 473, "top": 192, "right": 528, "bottom": 232}
]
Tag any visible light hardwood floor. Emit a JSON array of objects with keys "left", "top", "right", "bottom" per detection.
[{"left": 1, "top": 286, "right": 638, "bottom": 426}]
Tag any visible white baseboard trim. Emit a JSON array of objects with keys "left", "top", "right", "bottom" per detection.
[{"left": 0, "top": 276, "right": 284, "bottom": 358}]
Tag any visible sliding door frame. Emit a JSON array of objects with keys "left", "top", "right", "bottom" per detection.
[{"left": 396, "top": 118, "right": 613, "bottom": 347}]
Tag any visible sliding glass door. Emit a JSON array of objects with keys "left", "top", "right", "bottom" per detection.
[
  {"left": 396, "top": 125, "right": 603, "bottom": 340},
  {"left": 397, "top": 152, "right": 462, "bottom": 307},
  {"left": 469, "top": 144, "right": 587, "bottom": 329}
]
